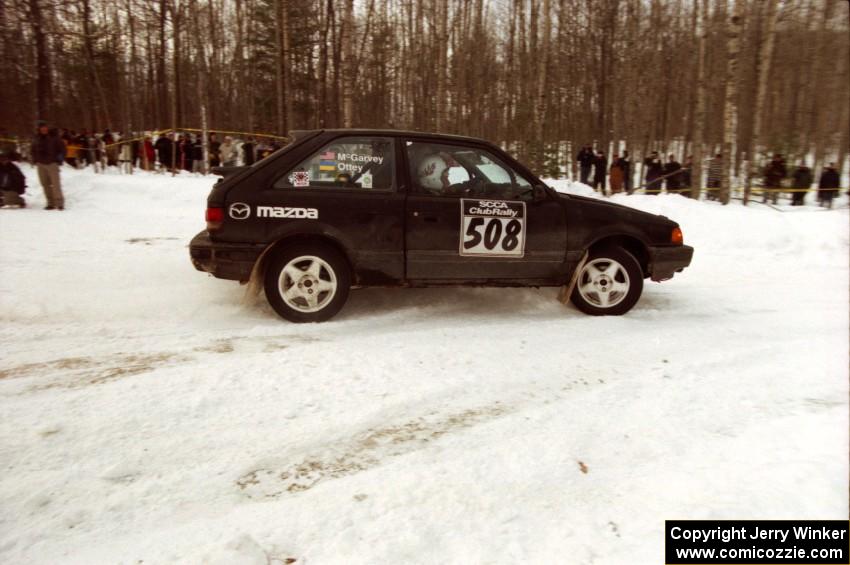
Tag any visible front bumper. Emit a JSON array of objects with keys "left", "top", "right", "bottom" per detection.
[
  {"left": 648, "top": 244, "right": 694, "bottom": 282},
  {"left": 189, "top": 230, "right": 265, "bottom": 282}
]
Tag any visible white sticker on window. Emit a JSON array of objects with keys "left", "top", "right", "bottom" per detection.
[
  {"left": 361, "top": 171, "right": 373, "bottom": 189},
  {"left": 290, "top": 170, "right": 310, "bottom": 187},
  {"left": 459, "top": 199, "right": 526, "bottom": 258}
]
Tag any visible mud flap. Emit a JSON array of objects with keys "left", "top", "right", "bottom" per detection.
[
  {"left": 557, "top": 250, "right": 589, "bottom": 305},
  {"left": 243, "top": 245, "right": 274, "bottom": 304}
]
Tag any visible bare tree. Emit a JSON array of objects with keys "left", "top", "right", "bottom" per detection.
[{"left": 720, "top": 0, "right": 742, "bottom": 205}]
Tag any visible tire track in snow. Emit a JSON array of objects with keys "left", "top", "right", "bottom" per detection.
[{"left": 236, "top": 402, "right": 511, "bottom": 499}]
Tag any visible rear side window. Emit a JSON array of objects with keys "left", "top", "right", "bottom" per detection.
[{"left": 274, "top": 136, "right": 395, "bottom": 190}]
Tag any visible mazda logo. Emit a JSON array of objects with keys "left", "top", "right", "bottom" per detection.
[{"left": 229, "top": 202, "right": 250, "bottom": 220}]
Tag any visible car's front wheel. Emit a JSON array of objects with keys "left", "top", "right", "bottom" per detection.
[
  {"left": 264, "top": 243, "right": 351, "bottom": 322},
  {"left": 570, "top": 246, "right": 643, "bottom": 315}
]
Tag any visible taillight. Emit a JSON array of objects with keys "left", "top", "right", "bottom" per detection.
[
  {"left": 671, "top": 227, "right": 684, "bottom": 245},
  {"left": 206, "top": 207, "right": 224, "bottom": 231}
]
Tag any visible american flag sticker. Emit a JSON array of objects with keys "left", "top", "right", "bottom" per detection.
[{"left": 319, "top": 150, "right": 336, "bottom": 171}]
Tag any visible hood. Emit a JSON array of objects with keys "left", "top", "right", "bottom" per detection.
[{"left": 557, "top": 192, "right": 677, "bottom": 227}]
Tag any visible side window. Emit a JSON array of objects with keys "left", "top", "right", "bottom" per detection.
[
  {"left": 274, "top": 136, "right": 394, "bottom": 190},
  {"left": 406, "top": 141, "right": 532, "bottom": 200}
]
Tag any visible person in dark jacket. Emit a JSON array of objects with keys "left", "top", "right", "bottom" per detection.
[
  {"left": 593, "top": 151, "right": 608, "bottom": 195},
  {"left": 208, "top": 133, "right": 221, "bottom": 168},
  {"left": 154, "top": 133, "right": 173, "bottom": 170},
  {"left": 817, "top": 163, "right": 840, "bottom": 209},
  {"left": 0, "top": 149, "right": 26, "bottom": 208},
  {"left": 576, "top": 145, "right": 595, "bottom": 185},
  {"left": 102, "top": 129, "right": 117, "bottom": 167},
  {"left": 762, "top": 154, "right": 787, "bottom": 204},
  {"left": 242, "top": 138, "right": 256, "bottom": 166},
  {"left": 620, "top": 150, "right": 633, "bottom": 194},
  {"left": 681, "top": 155, "right": 693, "bottom": 195},
  {"left": 191, "top": 137, "right": 204, "bottom": 173},
  {"left": 644, "top": 151, "right": 663, "bottom": 194},
  {"left": 663, "top": 154, "right": 682, "bottom": 193},
  {"left": 790, "top": 162, "right": 813, "bottom": 206},
  {"left": 31, "top": 121, "right": 65, "bottom": 210},
  {"left": 178, "top": 134, "right": 193, "bottom": 171}
]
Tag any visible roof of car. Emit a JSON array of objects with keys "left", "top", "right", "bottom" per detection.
[{"left": 292, "top": 128, "right": 496, "bottom": 145}]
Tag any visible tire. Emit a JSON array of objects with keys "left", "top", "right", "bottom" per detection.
[
  {"left": 264, "top": 243, "right": 351, "bottom": 323},
  {"left": 570, "top": 246, "right": 643, "bottom": 316}
]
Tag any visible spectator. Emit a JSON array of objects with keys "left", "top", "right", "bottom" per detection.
[
  {"left": 706, "top": 153, "right": 723, "bottom": 201},
  {"left": 142, "top": 135, "right": 155, "bottom": 170},
  {"left": 131, "top": 137, "right": 141, "bottom": 168},
  {"left": 209, "top": 133, "right": 221, "bottom": 167},
  {"left": 593, "top": 151, "right": 608, "bottom": 195},
  {"left": 576, "top": 145, "right": 595, "bottom": 185},
  {"left": 681, "top": 155, "right": 693, "bottom": 195},
  {"left": 620, "top": 150, "right": 633, "bottom": 194},
  {"left": 103, "top": 129, "right": 118, "bottom": 167},
  {"left": 609, "top": 153, "right": 624, "bottom": 194},
  {"left": 192, "top": 137, "right": 204, "bottom": 173},
  {"left": 65, "top": 134, "right": 81, "bottom": 169},
  {"left": 154, "top": 132, "right": 173, "bottom": 170},
  {"left": 663, "top": 154, "right": 682, "bottom": 193},
  {"left": 31, "top": 121, "right": 65, "bottom": 210},
  {"left": 644, "top": 151, "right": 663, "bottom": 195},
  {"left": 790, "top": 162, "right": 812, "bottom": 206},
  {"left": 85, "top": 133, "right": 100, "bottom": 169},
  {"left": 119, "top": 139, "right": 133, "bottom": 172},
  {"left": 817, "top": 163, "right": 840, "bottom": 209},
  {"left": 763, "top": 153, "right": 787, "bottom": 204},
  {"left": 0, "top": 149, "right": 26, "bottom": 208},
  {"left": 242, "top": 137, "right": 256, "bottom": 166},
  {"left": 179, "top": 134, "right": 194, "bottom": 171},
  {"left": 256, "top": 138, "right": 270, "bottom": 160},
  {"left": 219, "top": 136, "right": 238, "bottom": 166}
]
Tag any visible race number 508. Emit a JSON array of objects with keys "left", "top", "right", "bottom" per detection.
[{"left": 463, "top": 217, "right": 523, "bottom": 255}]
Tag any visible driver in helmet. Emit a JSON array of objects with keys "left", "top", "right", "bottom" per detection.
[{"left": 416, "top": 152, "right": 464, "bottom": 194}]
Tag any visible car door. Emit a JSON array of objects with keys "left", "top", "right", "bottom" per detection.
[
  {"left": 254, "top": 135, "right": 406, "bottom": 283},
  {"left": 403, "top": 140, "right": 567, "bottom": 282}
]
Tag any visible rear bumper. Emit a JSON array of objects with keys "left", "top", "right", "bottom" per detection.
[
  {"left": 648, "top": 244, "right": 694, "bottom": 282},
  {"left": 189, "top": 231, "right": 265, "bottom": 282}
]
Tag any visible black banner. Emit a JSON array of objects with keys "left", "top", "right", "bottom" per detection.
[{"left": 666, "top": 520, "right": 849, "bottom": 564}]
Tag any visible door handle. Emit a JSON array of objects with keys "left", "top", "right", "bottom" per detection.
[{"left": 423, "top": 216, "right": 438, "bottom": 223}]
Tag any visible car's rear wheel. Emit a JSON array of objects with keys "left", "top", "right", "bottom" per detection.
[
  {"left": 264, "top": 243, "right": 351, "bottom": 322},
  {"left": 570, "top": 246, "right": 643, "bottom": 316}
]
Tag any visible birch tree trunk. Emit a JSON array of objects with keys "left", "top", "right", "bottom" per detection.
[
  {"left": 691, "top": 0, "right": 708, "bottom": 199},
  {"left": 28, "top": 0, "right": 52, "bottom": 121},
  {"left": 281, "top": 0, "right": 292, "bottom": 132},
  {"left": 720, "top": 0, "right": 742, "bottom": 205},
  {"left": 743, "top": 0, "right": 779, "bottom": 205},
  {"left": 533, "top": 0, "right": 551, "bottom": 171},
  {"left": 434, "top": 0, "right": 448, "bottom": 131},
  {"left": 274, "top": 0, "right": 284, "bottom": 135},
  {"left": 341, "top": 0, "right": 354, "bottom": 127}
]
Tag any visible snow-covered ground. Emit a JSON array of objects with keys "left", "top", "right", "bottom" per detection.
[{"left": 0, "top": 167, "right": 847, "bottom": 564}]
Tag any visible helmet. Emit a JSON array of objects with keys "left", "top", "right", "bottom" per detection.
[{"left": 417, "top": 153, "right": 450, "bottom": 190}]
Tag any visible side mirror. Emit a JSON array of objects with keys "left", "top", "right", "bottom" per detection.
[{"left": 533, "top": 184, "right": 549, "bottom": 201}]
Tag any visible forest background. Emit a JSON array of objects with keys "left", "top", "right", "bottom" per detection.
[{"left": 1, "top": 0, "right": 848, "bottom": 192}]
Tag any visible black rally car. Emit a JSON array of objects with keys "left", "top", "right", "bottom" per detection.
[{"left": 190, "top": 129, "right": 693, "bottom": 322}]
